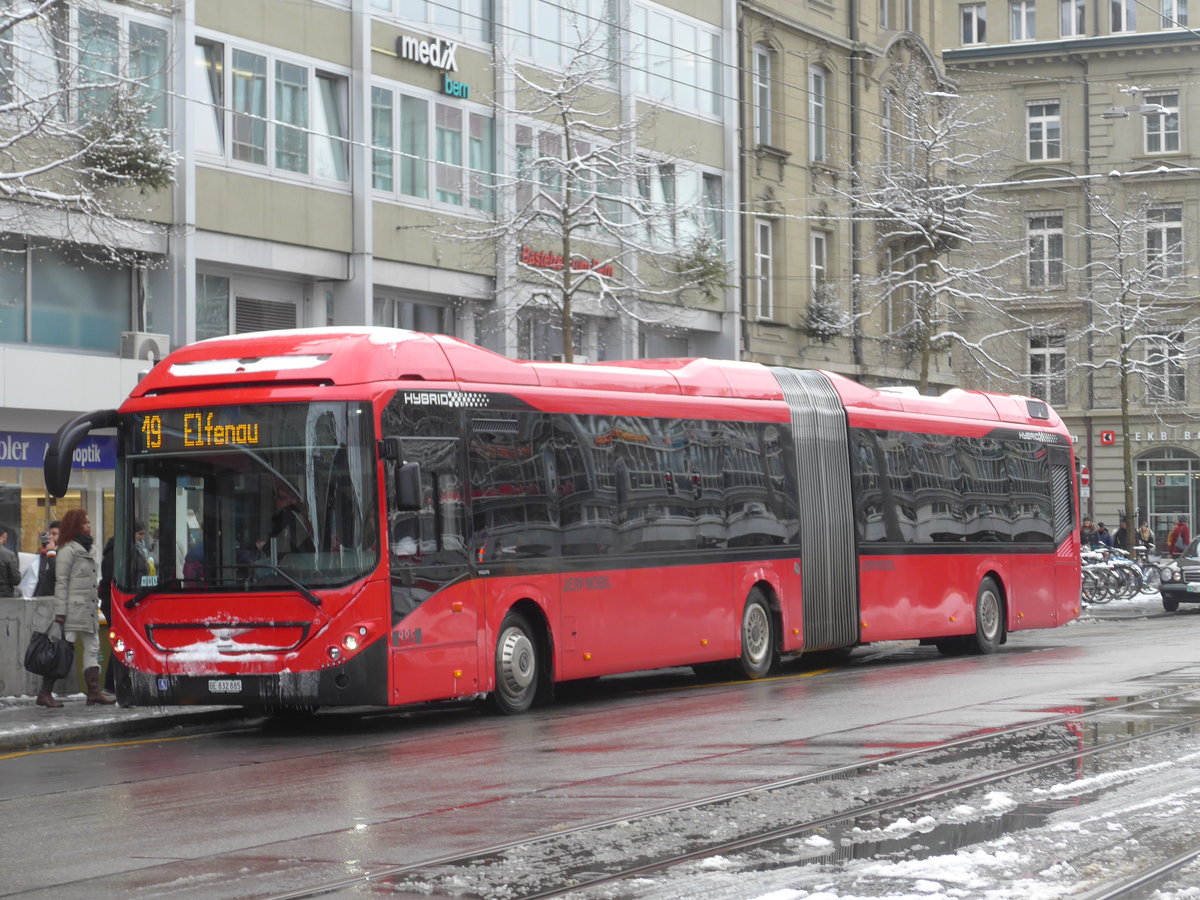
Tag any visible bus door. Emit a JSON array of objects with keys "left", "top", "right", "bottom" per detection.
[{"left": 387, "top": 437, "right": 477, "bottom": 701}]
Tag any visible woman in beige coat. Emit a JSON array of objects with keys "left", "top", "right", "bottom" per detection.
[{"left": 39, "top": 509, "right": 115, "bottom": 708}]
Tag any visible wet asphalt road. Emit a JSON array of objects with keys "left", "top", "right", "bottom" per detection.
[{"left": 3, "top": 606, "right": 1199, "bottom": 898}]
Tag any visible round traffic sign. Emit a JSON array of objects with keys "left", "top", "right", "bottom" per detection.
[{"left": 1080, "top": 466, "right": 1090, "bottom": 487}]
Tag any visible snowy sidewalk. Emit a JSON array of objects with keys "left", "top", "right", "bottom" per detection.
[{"left": 0, "top": 694, "right": 248, "bottom": 754}]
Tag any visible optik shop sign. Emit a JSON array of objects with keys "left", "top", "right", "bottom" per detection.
[{"left": 0, "top": 431, "right": 116, "bottom": 469}]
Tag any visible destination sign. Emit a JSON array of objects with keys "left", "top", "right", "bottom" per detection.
[
  {"left": 128, "top": 402, "right": 371, "bottom": 456},
  {"left": 138, "top": 409, "right": 264, "bottom": 452}
]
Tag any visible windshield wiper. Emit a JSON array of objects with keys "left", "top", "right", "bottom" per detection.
[
  {"left": 125, "top": 578, "right": 183, "bottom": 610},
  {"left": 245, "top": 562, "right": 323, "bottom": 608},
  {"left": 125, "top": 567, "right": 322, "bottom": 610}
]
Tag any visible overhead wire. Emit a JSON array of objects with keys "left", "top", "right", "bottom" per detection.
[{"left": 4, "top": 1, "right": 1200, "bottom": 230}]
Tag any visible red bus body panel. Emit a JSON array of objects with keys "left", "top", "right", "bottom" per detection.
[{"left": 101, "top": 330, "right": 1079, "bottom": 709}]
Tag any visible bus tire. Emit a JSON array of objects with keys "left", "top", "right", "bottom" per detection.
[
  {"left": 965, "top": 576, "right": 1004, "bottom": 655},
  {"left": 735, "top": 588, "right": 776, "bottom": 679},
  {"left": 492, "top": 611, "right": 539, "bottom": 715}
]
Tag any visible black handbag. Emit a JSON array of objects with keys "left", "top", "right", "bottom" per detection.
[{"left": 24, "top": 622, "right": 75, "bottom": 680}]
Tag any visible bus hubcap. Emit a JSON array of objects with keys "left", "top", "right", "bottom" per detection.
[
  {"left": 979, "top": 591, "right": 999, "bottom": 638},
  {"left": 745, "top": 604, "right": 769, "bottom": 663},
  {"left": 498, "top": 628, "right": 535, "bottom": 696}
]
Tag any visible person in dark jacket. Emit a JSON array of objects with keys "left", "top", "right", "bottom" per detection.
[
  {"left": 0, "top": 525, "right": 20, "bottom": 597},
  {"left": 33, "top": 520, "right": 60, "bottom": 597}
]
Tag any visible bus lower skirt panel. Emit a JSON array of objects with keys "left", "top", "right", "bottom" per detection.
[{"left": 112, "top": 636, "right": 390, "bottom": 708}]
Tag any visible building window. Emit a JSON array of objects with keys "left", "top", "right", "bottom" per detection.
[
  {"left": 1028, "top": 213, "right": 1064, "bottom": 288},
  {"left": 1145, "top": 332, "right": 1186, "bottom": 402},
  {"left": 809, "top": 66, "right": 827, "bottom": 163},
  {"left": 633, "top": 158, "right": 720, "bottom": 248},
  {"left": 1111, "top": 0, "right": 1136, "bottom": 31},
  {"left": 886, "top": 244, "right": 915, "bottom": 333},
  {"left": 1011, "top": 0, "right": 1036, "bottom": 40},
  {"left": 196, "top": 274, "right": 230, "bottom": 340},
  {"left": 195, "top": 40, "right": 223, "bottom": 155},
  {"left": 961, "top": 3, "right": 987, "bottom": 43},
  {"left": 1060, "top": 0, "right": 1085, "bottom": 35},
  {"left": 1144, "top": 92, "right": 1180, "bottom": 154},
  {"left": 1146, "top": 206, "right": 1184, "bottom": 278},
  {"left": 630, "top": 4, "right": 721, "bottom": 116},
  {"left": 1027, "top": 101, "right": 1061, "bottom": 161},
  {"left": 1029, "top": 334, "right": 1067, "bottom": 406},
  {"left": 373, "top": 296, "right": 453, "bottom": 334},
  {"left": 370, "top": 85, "right": 494, "bottom": 211},
  {"left": 200, "top": 39, "right": 349, "bottom": 184},
  {"left": 511, "top": 0, "right": 613, "bottom": 71},
  {"left": 1161, "top": 0, "right": 1189, "bottom": 27},
  {"left": 129, "top": 21, "right": 168, "bottom": 129},
  {"left": 703, "top": 173, "right": 724, "bottom": 241},
  {"left": 755, "top": 219, "right": 774, "bottom": 321},
  {"left": 371, "top": 0, "right": 493, "bottom": 42},
  {"left": 811, "top": 231, "right": 828, "bottom": 296},
  {"left": 371, "top": 86, "right": 394, "bottom": 191},
  {"left": 752, "top": 44, "right": 772, "bottom": 146}
]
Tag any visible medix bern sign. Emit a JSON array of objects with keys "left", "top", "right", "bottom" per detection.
[{"left": 396, "top": 33, "right": 459, "bottom": 72}]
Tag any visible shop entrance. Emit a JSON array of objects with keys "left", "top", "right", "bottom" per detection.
[{"left": 1137, "top": 448, "right": 1200, "bottom": 554}]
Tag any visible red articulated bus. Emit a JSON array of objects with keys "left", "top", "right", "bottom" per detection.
[{"left": 45, "top": 328, "right": 1081, "bottom": 713}]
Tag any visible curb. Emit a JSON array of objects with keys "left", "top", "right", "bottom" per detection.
[{"left": 0, "top": 705, "right": 253, "bottom": 754}]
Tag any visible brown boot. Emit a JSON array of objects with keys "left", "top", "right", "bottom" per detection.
[
  {"left": 84, "top": 667, "right": 116, "bottom": 705},
  {"left": 36, "top": 677, "right": 63, "bottom": 709}
]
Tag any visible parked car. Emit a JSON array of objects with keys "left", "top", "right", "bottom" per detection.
[{"left": 1159, "top": 538, "right": 1200, "bottom": 611}]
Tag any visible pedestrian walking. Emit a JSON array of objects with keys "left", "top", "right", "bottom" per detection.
[
  {"left": 1168, "top": 517, "right": 1191, "bottom": 558},
  {"left": 40, "top": 509, "right": 116, "bottom": 708}
]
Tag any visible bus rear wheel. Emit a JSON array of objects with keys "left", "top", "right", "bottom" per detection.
[
  {"left": 735, "top": 589, "right": 776, "bottom": 679},
  {"left": 965, "top": 576, "right": 1004, "bottom": 655},
  {"left": 492, "top": 611, "right": 539, "bottom": 715}
]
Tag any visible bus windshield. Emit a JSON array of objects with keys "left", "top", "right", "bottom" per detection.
[{"left": 118, "top": 402, "right": 378, "bottom": 596}]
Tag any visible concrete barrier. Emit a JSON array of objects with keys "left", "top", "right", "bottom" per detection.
[{"left": 0, "top": 597, "right": 86, "bottom": 697}]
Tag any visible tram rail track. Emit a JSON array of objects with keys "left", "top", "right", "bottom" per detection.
[{"left": 264, "top": 682, "right": 1200, "bottom": 899}]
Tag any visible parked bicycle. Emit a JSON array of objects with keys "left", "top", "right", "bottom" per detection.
[{"left": 1080, "top": 547, "right": 1165, "bottom": 604}]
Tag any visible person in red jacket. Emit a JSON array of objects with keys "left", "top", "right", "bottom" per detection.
[{"left": 1167, "top": 517, "right": 1191, "bottom": 557}]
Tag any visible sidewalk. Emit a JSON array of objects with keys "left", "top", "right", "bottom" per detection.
[
  {"left": 1078, "top": 592, "right": 1171, "bottom": 622},
  {"left": 0, "top": 693, "right": 250, "bottom": 754},
  {"left": 0, "top": 595, "right": 1173, "bottom": 755}
]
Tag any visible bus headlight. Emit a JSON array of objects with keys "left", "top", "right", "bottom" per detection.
[
  {"left": 343, "top": 634, "right": 359, "bottom": 651},
  {"left": 113, "top": 637, "right": 126, "bottom": 653},
  {"left": 327, "top": 646, "right": 341, "bottom": 660}
]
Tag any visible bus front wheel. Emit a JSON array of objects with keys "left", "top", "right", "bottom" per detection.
[
  {"left": 492, "top": 611, "right": 539, "bottom": 715},
  {"left": 735, "top": 589, "right": 776, "bottom": 679}
]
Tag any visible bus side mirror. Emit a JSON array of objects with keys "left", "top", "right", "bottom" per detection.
[{"left": 396, "top": 461, "right": 422, "bottom": 511}]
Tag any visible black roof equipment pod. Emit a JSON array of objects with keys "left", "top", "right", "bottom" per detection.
[{"left": 44, "top": 408, "right": 119, "bottom": 498}]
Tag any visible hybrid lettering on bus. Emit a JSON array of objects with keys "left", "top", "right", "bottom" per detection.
[{"left": 44, "top": 329, "right": 1081, "bottom": 713}]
